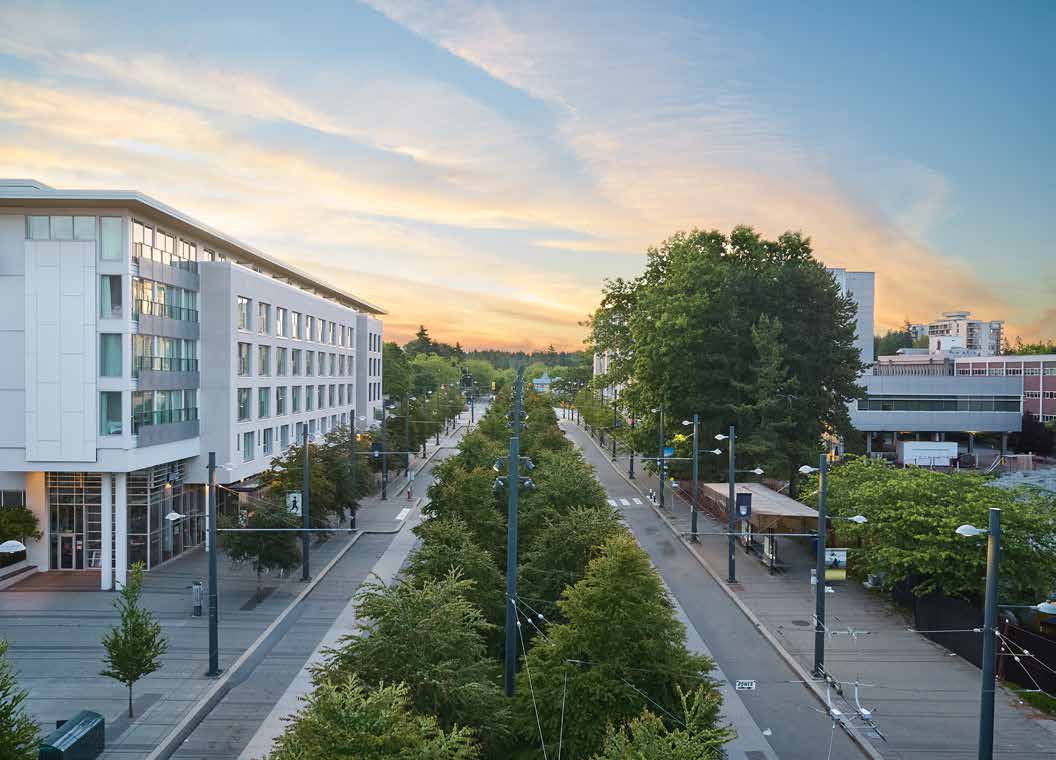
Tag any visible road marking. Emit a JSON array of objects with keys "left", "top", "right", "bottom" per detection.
[
  {"left": 395, "top": 508, "right": 411, "bottom": 521},
  {"left": 607, "top": 498, "right": 617, "bottom": 507},
  {"left": 632, "top": 497, "right": 643, "bottom": 505},
  {"left": 619, "top": 498, "right": 630, "bottom": 506}
]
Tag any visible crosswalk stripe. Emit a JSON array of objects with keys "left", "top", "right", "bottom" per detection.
[
  {"left": 607, "top": 498, "right": 617, "bottom": 507},
  {"left": 619, "top": 498, "right": 630, "bottom": 506},
  {"left": 632, "top": 497, "right": 643, "bottom": 505}
]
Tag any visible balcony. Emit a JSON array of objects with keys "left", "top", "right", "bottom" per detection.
[
  {"left": 133, "top": 407, "right": 200, "bottom": 447},
  {"left": 133, "top": 243, "right": 200, "bottom": 290},
  {"left": 134, "top": 356, "right": 200, "bottom": 391},
  {"left": 134, "top": 298, "right": 200, "bottom": 340}
]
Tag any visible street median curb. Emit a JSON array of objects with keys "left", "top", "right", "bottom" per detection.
[
  {"left": 144, "top": 530, "right": 364, "bottom": 760},
  {"left": 570, "top": 420, "right": 886, "bottom": 760}
]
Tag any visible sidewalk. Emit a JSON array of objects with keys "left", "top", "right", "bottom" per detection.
[
  {"left": 570, "top": 418, "right": 1056, "bottom": 759},
  {"left": 0, "top": 420, "right": 473, "bottom": 758}
]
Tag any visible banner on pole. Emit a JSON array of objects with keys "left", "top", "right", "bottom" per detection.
[{"left": 824, "top": 548, "right": 847, "bottom": 581}]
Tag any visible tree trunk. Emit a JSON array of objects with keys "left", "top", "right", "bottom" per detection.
[{"left": 128, "top": 685, "right": 134, "bottom": 717}]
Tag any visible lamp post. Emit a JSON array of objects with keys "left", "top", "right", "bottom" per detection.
[
  {"left": 504, "top": 369, "right": 525, "bottom": 697},
  {"left": 628, "top": 410, "right": 636, "bottom": 479},
  {"left": 404, "top": 395, "right": 415, "bottom": 474},
  {"left": 715, "top": 426, "right": 737, "bottom": 582},
  {"left": 611, "top": 388, "right": 618, "bottom": 460},
  {"left": 651, "top": 406, "right": 665, "bottom": 508},
  {"left": 349, "top": 411, "right": 358, "bottom": 530},
  {"left": 799, "top": 459, "right": 867, "bottom": 678},
  {"left": 955, "top": 509, "right": 1001, "bottom": 760},
  {"left": 682, "top": 416, "right": 699, "bottom": 541},
  {"left": 302, "top": 427, "right": 311, "bottom": 581},
  {"left": 206, "top": 452, "right": 221, "bottom": 676}
]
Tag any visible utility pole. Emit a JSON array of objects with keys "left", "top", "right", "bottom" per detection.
[
  {"left": 727, "top": 425, "right": 736, "bottom": 583},
  {"left": 978, "top": 508, "right": 1001, "bottom": 760},
  {"left": 404, "top": 394, "right": 411, "bottom": 474},
  {"left": 658, "top": 406, "right": 665, "bottom": 509},
  {"left": 628, "top": 410, "right": 635, "bottom": 479},
  {"left": 349, "top": 412, "right": 357, "bottom": 530},
  {"left": 504, "top": 368, "right": 524, "bottom": 697},
  {"left": 611, "top": 388, "right": 618, "bottom": 460},
  {"left": 302, "top": 427, "right": 311, "bottom": 581},
  {"left": 813, "top": 453, "right": 828, "bottom": 676},
  {"left": 206, "top": 452, "right": 221, "bottom": 677},
  {"left": 381, "top": 401, "right": 389, "bottom": 500},
  {"left": 435, "top": 391, "right": 440, "bottom": 446},
  {"left": 691, "top": 414, "right": 699, "bottom": 541}
]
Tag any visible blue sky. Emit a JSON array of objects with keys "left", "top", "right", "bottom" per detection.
[{"left": 1, "top": 0, "right": 1051, "bottom": 347}]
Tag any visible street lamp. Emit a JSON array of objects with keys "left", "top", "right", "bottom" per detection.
[
  {"left": 651, "top": 407, "right": 665, "bottom": 509},
  {"left": 715, "top": 427, "right": 738, "bottom": 582},
  {"left": 799, "top": 460, "right": 867, "bottom": 677},
  {"left": 955, "top": 508, "right": 1001, "bottom": 760},
  {"left": 682, "top": 417, "right": 700, "bottom": 541}
]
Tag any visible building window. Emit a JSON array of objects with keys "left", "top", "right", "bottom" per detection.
[
  {"left": 1044, "top": 368, "right": 1056, "bottom": 376},
  {"left": 291, "top": 312, "right": 301, "bottom": 339},
  {"left": 306, "top": 384, "right": 315, "bottom": 411},
  {"left": 100, "top": 275, "right": 122, "bottom": 319},
  {"left": 309, "top": 419, "right": 316, "bottom": 437},
  {"left": 243, "top": 431, "right": 254, "bottom": 461},
  {"left": 339, "top": 384, "right": 345, "bottom": 406},
  {"left": 263, "top": 427, "right": 274, "bottom": 455},
  {"left": 280, "top": 424, "right": 290, "bottom": 449},
  {"left": 27, "top": 216, "right": 49, "bottom": 240},
  {"left": 291, "top": 348, "right": 302, "bottom": 376},
  {"left": 238, "top": 342, "right": 251, "bottom": 376},
  {"left": 100, "top": 392, "right": 122, "bottom": 435},
  {"left": 329, "top": 384, "right": 336, "bottom": 407},
  {"left": 316, "top": 317, "right": 324, "bottom": 343},
  {"left": 100, "top": 334, "right": 122, "bottom": 377},
  {"left": 306, "top": 351, "right": 314, "bottom": 376},
  {"left": 258, "top": 345, "right": 271, "bottom": 376},
  {"left": 276, "top": 307, "right": 287, "bottom": 337},
  {"left": 100, "top": 217, "right": 123, "bottom": 260},
  {"left": 276, "top": 347, "right": 288, "bottom": 376},
  {"left": 238, "top": 296, "right": 251, "bottom": 330},
  {"left": 258, "top": 302, "right": 271, "bottom": 335},
  {"left": 329, "top": 322, "right": 336, "bottom": 344},
  {"left": 329, "top": 353, "right": 336, "bottom": 375},
  {"left": 1044, "top": 391, "right": 1056, "bottom": 400},
  {"left": 292, "top": 385, "right": 301, "bottom": 413},
  {"left": 276, "top": 386, "right": 287, "bottom": 415},
  {"left": 305, "top": 315, "right": 314, "bottom": 343},
  {"left": 238, "top": 388, "right": 251, "bottom": 421},
  {"left": 1025, "top": 391, "right": 1041, "bottom": 399},
  {"left": 259, "top": 387, "right": 271, "bottom": 418},
  {"left": 1025, "top": 368, "right": 1041, "bottom": 376},
  {"left": 318, "top": 384, "right": 325, "bottom": 409}
]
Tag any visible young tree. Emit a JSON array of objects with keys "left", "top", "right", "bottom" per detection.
[
  {"left": 590, "top": 686, "right": 732, "bottom": 760},
  {"left": 100, "top": 563, "right": 168, "bottom": 717},
  {"left": 0, "top": 640, "right": 37, "bottom": 759},
  {"left": 265, "top": 674, "right": 480, "bottom": 760},
  {"left": 0, "top": 507, "right": 41, "bottom": 546},
  {"left": 317, "top": 573, "right": 512, "bottom": 757},
  {"left": 514, "top": 534, "right": 723, "bottom": 759},
  {"left": 221, "top": 503, "right": 302, "bottom": 600},
  {"left": 260, "top": 442, "right": 339, "bottom": 527}
]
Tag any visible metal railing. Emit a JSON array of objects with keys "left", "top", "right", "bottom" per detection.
[
  {"left": 133, "top": 355, "right": 199, "bottom": 374},
  {"left": 133, "top": 243, "right": 198, "bottom": 273},
  {"left": 132, "top": 407, "right": 199, "bottom": 434},
  {"left": 133, "top": 298, "right": 199, "bottom": 322}
]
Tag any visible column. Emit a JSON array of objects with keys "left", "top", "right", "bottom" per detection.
[
  {"left": 100, "top": 474, "right": 113, "bottom": 590},
  {"left": 114, "top": 472, "right": 128, "bottom": 589},
  {"left": 865, "top": 433, "right": 872, "bottom": 456}
]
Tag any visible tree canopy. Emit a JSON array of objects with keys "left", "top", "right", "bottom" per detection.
[{"left": 587, "top": 226, "right": 863, "bottom": 491}]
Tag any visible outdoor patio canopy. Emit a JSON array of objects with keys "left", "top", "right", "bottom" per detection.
[{"left": 699, "top": 481, "right": 819, "bottom": 534}]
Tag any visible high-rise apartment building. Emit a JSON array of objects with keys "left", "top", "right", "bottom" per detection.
[
  {"left": 924, "top": 311, "right": 1003, "bottom": 356},
  {"left": 0, "top": 180, "right": 384, "bottom": 589}
]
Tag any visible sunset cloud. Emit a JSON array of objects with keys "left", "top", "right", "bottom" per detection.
[{"left": 0, "top": 1, "right": 1050, "bottom": 347}]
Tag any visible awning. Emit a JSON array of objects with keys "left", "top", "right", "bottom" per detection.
[{"left": 700, "top": 482, "right": 819, "bottom": 534}]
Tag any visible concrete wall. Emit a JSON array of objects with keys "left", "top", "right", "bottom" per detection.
[
  {"left": 850, "top": 375, "right": 1022, "bottom": 433},
  {"left": 0, "top": 215, "right": 26, "bottom": 454},
  {"left": 829, "top": 268, "right": 875, "bottom": 366},
  {"left": 354, "top": 313, "right": 383, "bottom": 428}
]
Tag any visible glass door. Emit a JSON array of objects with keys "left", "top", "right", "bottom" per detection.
[{"left": 59, "top": 534, "right": 75, "bottom": 569}]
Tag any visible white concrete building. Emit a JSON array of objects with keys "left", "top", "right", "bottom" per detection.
[
  {"left": 924, "top": 310, "right": 1003, "bottom": 356},
  {"left": 0, "top": 180, "right": 384, "bottom": 589},
  {"left": 827, "top": 268, "right": 875, "bottom": 366}
]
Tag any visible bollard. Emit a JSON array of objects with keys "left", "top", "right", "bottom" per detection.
[{"left": 191, "top": 580, "right": 203, "bottom": 617}]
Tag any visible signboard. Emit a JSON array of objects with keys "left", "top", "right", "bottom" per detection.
[
  {"left": 735, "top": 492, "right": 752, "bottom": 519},
  {"left": 825, "top": 548, "right": 848, "bottom": 581},
  {"left": 663, "top": 446, "right": 675, "bottom": 457},
  {"left": 735, "top": 680, "right": 757, "bottom": 691},
  {"left": 286, "top": 491, "right": 303, "bottom": 516},
  {"left": 372, "top": 441, "right": 383, "bottom": 459}
]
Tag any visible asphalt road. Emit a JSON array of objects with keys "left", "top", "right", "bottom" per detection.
[{"left": 563, "top": 419, "right": 868, "bottom": 760}]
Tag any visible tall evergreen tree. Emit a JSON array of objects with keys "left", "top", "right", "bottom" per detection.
[
  {"left": 0, "top": 640, "right": 37, "bottom": 759},
  {"left": 100, "top": 564, "right": 168, "bottom": 717}
]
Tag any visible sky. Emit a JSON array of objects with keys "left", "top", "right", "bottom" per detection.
[{"left": 0, "top": 0, "right": 1052, "bottom": 349}]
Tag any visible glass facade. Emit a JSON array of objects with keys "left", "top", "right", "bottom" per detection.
[
  {"left": 127, "top": 464, "right": 205, "bottom": 569},
  {"left": 857, "top": 395, "right": 1021, "bottom": 412},
  {"left": 47, "top": 472, "right": 101, "bottom": 571}
]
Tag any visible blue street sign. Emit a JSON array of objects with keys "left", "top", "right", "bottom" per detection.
[{"left": 663, "top": 446, "right": 675, "bottom": 457}]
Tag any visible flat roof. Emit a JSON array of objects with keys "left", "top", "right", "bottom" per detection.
[
  {"left": 0, "top": 180, "right": 385, "bottom": 315},
  {"left": 700, "top": 481, "right": 819, "bottom": 532},
  {"left": 955, "top": 354, "right": 1056, "bottom": 362}
]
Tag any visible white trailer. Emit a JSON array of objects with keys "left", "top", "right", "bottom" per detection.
[{"left": 897, "top": 440, "right": 959, "bottom": 467}]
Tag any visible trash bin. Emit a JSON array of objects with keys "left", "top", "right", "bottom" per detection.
[
  {"left": 38, "top": 710, "right": 104, "bottom": 760},
  {"left": 191, "top": 580, "right": 203, "bottom": 617}
]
